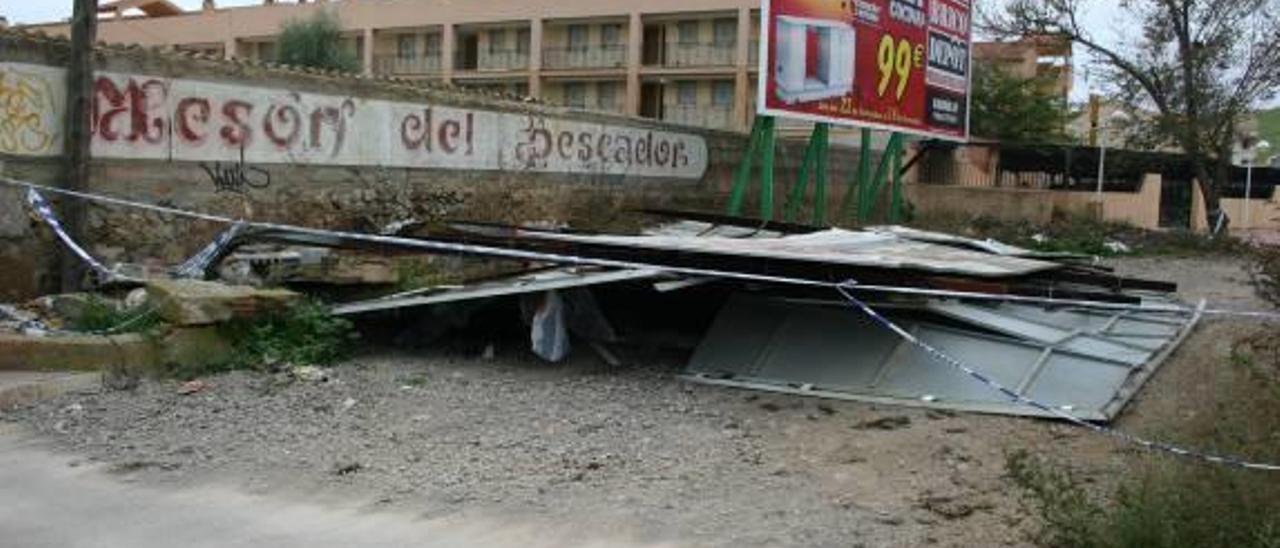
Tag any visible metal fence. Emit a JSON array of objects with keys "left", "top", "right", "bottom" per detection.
[
  {"left": 375, "top": 55, "right": 443, "bottom": 75},
  {"left": 542, "top": 45, "right": 627, "bottom": 69},
  {"left": 663, "top": 105, "right": 734, "bottom": 130},
  {"left": 659, "top": 42, "right": 736, "bottom": 68}
]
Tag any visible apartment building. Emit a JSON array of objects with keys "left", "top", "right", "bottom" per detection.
[
  {"left": 28, "top": 0, "right": 761, "bottom": 132},
  {"left": 29, "top": 1, "right": 1054, "bottom": 139}
]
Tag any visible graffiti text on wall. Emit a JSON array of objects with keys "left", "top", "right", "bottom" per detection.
[
  {"left": 0, "top": 63, "right": 708, "bottom": 179},
  {"left": 0, "top": 64, "right": 64, "bottom": 155}
]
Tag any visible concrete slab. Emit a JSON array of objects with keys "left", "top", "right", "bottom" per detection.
[{"left": 0, "top": 371, "right": 101, "bottom": 411}]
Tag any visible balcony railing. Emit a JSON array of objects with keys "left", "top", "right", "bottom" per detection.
[
  {"left": 664, "top": 104, "right": 734, "bottom": 129},
  {"left": 660, "top": 42, "right": 736, "bottom": 68},
  {"left": 543, "top": 45, "right": 627, "bottom": 70},
  {"left": 375, "top": 54, "right": 443, "bottom": 75},
  {"left": 457, "top": 49, "right": 530, "bottom": 71}
]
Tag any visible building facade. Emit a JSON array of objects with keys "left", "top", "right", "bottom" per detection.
[
  {"left": 26, "top": 0, "right": 762, "bottom": 132},
  {"left": 28, "top": 1, "right": 1067, "bottom": 139}
]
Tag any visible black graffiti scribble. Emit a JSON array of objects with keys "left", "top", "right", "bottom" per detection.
[{"left": 200, "top": 147, "right": 271, "bottom": 194}]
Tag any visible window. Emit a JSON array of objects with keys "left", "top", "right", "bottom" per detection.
[
  {"left": 568, "top": 24, "right": 589, "bottom": 50},
  {"left": 397, "top": 34, "right": 418, "bottom": 60},
  {"left": 424, "top": 33, "right": 442, "bottom": 57},
  {"left": 676, "top": 81, "right": 697, "bottom": 107},
  {"left": 489, "top": 29, "right": 507, "bottom": 54},
  {"left": 565, "top": 83, "right": 587, "bottom": 108},
  {"left": 597, "top": 82, "right": 619, "bottom": 110},
  {"left": 712, "top": 81, "right": 734, "bottom": 107},
  {"left": 601, "top": 24, "right": 622, "bottom": 47},
  {"left": 516, "top": 28, "right": 531, "bottom": 55},
  {"left": 677, "top": 21, "right": 699, "bottom": 45},
  {"left": 514, "top": 82, "right": 530, "bottom": 97},
  {"left": 713, "top": 19, "right": 736, "bottom": 47}
]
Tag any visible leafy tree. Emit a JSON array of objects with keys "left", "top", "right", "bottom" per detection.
[
  {"left": 970, "top": 62, "right": 1073, "bottom": 143},
  {"left": 983, "top": 0, "right": 1280, "bottom": 233},
  {"left": 276, "top": 10, "right": 359, "bottom": 73}
]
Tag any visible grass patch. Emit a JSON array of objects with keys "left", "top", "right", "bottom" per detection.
[
  {"left": 1007, "top": 330, "right": 1280, "bottom": 548},
  {"left": 223, "top": 299, "right": 359, "bottom": 369},
  {"left": 168, "top": 299, "right": 359, "bottom": 379},
  {"left": 909, "top": 211, "right": 1246, "bottom": 257},
  {"left": 1249, "top": 246, "right": 1280, "bottom": 308},
  {"left": 66, "top": 295, "right": 164, "bottom": 335}
]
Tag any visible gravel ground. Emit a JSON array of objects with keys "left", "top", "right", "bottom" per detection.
[{"left": 5, "top": 255, "right": 1275, "bottom": 548}]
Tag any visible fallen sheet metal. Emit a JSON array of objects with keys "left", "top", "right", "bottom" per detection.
[
  {"left": 683, "top": 293, "right": 1200, "bottom": 421},
  {"left": 331, "top": 267, "right": 659, "bottom": 316},
  {"left": 499, "top": 226, "right": 1060, "bottom": 278}
]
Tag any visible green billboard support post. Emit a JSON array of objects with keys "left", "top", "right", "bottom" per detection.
[
  {"left": 726, "top": 115, "right": 777, "bottom": 219},
  {"left": 783, "top": 122, "right": 829, "bottom": 224},
  {"left": 728, "top": 120, "right": 906, "bottom": 227}
]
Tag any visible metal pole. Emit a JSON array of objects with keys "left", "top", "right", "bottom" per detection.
[
  {"left": 62, "top": 0, "right": 98, "bottom": 291},
  {"left": 1094, "top": 128, "right": 1107, "bottom": 202},
  {"left": 1243, "top": 157, "right": 1253, "bottom": 229}
]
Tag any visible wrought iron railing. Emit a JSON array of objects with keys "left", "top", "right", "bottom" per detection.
[
  {"left": 659, "top": 42, "right": 736, "bottom": 67},
  {"left": 456, "top": 49, "right": 530, "bottom": 71},
  {"left": 542, "top": 45, "right": 627, "bottom": 69},
  {"left": 375, "top": 54, "right": 443, "bottom": 75},
  {"left": 664, "top": 105, "right": 734, "bottom": 129}
]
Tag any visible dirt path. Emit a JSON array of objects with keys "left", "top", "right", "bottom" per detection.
[
  {"left": 3, "top": 255, "right": 1273, "bottom": 548},
  {"left": 0, "top": 425, "right": 670, "bottom": 548}
]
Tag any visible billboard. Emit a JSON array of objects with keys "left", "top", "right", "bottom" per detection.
[{"left": 758, "top": 0, "right": 973, "bottom": 141}]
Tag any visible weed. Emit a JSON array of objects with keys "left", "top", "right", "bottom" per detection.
[
  {"left": 908, "top": 212, "right": 1246, "bottom": 257},
  {"left": 1249, "top": 246, "right": 1280, "bottom": 308},
  {"left": 1008, "top": 330, "right": 1280, "bottom": 548},
  {"left": 215, "top": 299, "right": 359, "bottom": 373},
  {"left": 67, "top": 295, "right": 164, "bottom": 335}
]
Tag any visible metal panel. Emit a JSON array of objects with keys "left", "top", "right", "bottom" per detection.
[
  {"left": 332, "top": 267, "right": 659, "bottom": 316},
  {"left": 510, "top": 227, "right": 1060, "bottom": 277},
  {"left": 684, "top": 293, "right": 1199, "bottom": 421}
]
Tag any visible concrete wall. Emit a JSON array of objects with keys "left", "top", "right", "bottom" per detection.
[
  {"left": 904, "top": 175, "right": 1163, "bottom": 227},
  {"left": 0, "top": 30, "right": 856, "bottom": 301}
]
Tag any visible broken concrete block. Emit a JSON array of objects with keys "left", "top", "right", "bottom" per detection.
[
  {"left": 0, "top": 333, "right": 155, "bottom": 372},
  {"left": 146, "top": 279, "right": 299, "bottom": 327}
]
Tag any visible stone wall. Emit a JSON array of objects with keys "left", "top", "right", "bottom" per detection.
[{"left": 0, "top": 30, "right": 863, "bottom": 300}]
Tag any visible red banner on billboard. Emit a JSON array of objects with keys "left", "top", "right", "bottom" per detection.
[{"left": 758, "top": 0, "right": 972, "bottom": 141}]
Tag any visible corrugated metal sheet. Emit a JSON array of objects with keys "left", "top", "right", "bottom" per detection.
[
  {"left": 683, "top": 293, "right": 1198, "bottom": 421},
  {"left": 332, "top": 267, "right": 659, "bottom": 316},
  {"left": 511, "top": 228, "right": 1060, "bottom": 278}
]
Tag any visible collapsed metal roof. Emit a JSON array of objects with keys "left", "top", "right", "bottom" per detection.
[
  {"left": 498, "top": 227, "right": 1060, "bottom": 278},
  {"left": 224, "top": 212, "right": 1196, "bottom": 421},
  {"left": 684, "top": 293, "right": 1200, "bottom": 421}
]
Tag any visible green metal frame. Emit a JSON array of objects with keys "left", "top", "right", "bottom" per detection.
[
  {"left": 728, "top": 116, "right": 907, "bottom": 225},
  {"left": 783, "top": 122, "right": 830, "bottom": 224},
  {"left": 726, "top": 116, "right": 777, "bottom": 219}
]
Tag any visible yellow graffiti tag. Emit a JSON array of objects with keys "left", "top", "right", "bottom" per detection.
[{"left": 0, "top": 68, "right": 58, "bottom": 154}]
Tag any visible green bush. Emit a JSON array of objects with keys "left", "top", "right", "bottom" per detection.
[
  {"left": 220, "top": 299, "right": 359, "bottom": 371},
  {"left": 276, "top": 10, "right": 359, "bottom": 72},
  {"left": 1008, "top": 332, "right": 1280, "bottom": 548},
  {"left": 1008, "top": 451, "right": 1280, "bottom": 548}
]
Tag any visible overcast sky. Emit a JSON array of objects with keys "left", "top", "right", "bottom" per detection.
[{"left": 0, "top": 0, "right": 1130, "bottom": 103}]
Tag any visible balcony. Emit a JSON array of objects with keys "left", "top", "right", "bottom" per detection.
[
  {"left": 659, "top": 42, "right": 736, "bottom": 68},
  {"left": 457, "top": 49, "right": 530, "bottom": 72},
  {"left": 375, "top": 54, "right": 443, "bottom": 76},
  {"left": 543, "top": 45, "right": 627, "bottom": 70},
  {"left": 664, "top": 104, "right": 734, "bottom": 129}
]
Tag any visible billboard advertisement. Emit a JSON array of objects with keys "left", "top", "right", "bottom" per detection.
[{"left": 758, "top": 0, "right": 973, "bottom": 141}]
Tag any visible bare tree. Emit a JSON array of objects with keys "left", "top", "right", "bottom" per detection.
[{"left": 983, "top": 0, "right": 1280, "bottom": 232}]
